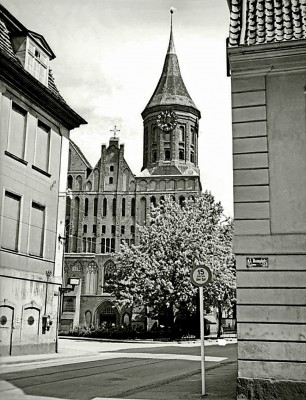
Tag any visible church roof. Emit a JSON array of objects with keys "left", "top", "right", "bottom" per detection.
[
  {"left": 229, "top": 0, "right": 306, "bottom": 46},
  {"left": 142, "top": 12, "right": 199, "bottom": 117},
  {"left": 70, "top": 140, "right": 92, "bottom": 169}
]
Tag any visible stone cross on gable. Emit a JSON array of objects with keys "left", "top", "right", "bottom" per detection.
[{"left": 110, "top": 125, "right": 120, "bottom": 138}]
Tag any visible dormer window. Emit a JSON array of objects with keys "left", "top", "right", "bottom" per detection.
[{"left": 27, "top": 40, "right": 49, "bottom": 85}]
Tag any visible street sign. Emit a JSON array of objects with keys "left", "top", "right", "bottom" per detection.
[
  {"left": 246, "top": 257, "right": 269, "bottom": 268},
  {"left": 190, "top": 265, "right": 213, "bottom": 396},
  {"left": 190, "top": 265, "right": 212, "bottom": 287}
]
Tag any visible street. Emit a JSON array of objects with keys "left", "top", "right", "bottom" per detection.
[{"left": 0, "top": 338, "right": 237, "bottom": 400}]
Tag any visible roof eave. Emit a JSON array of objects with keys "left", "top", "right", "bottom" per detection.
[{"left": 0, "top": 51, "right": 87, "bottom": 130}]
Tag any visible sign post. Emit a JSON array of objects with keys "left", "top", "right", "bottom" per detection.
[{"left": 190, "top": 265, "right": 212, "bottom": 397}]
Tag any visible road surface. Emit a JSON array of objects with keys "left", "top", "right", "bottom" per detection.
[{"left": 0, "top": 338, "right": 237, "bottom": 399}]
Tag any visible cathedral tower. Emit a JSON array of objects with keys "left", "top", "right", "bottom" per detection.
[{"left": 141, "top": 11, "right": 201, "bottom": 176}]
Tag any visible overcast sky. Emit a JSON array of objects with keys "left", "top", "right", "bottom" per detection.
[{"left": 4, "top": 0, "right": 233, "bottom": 216}]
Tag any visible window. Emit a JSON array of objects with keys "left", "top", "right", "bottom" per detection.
[
  {"left": 112, "top": 198, "right": 116, "bottom": 216},
  {"left": 101, "top": 238, "right": 105, "bottom": 254},
  {"left": 109, "top": 177, "right": 113, "bottom": 184},
  {"left": 179, "top": 149, "right": 185, "bottom": 160},
  {"left": 35, "top": 121, "right": 50, "bottom": 172},
  {"left": 92, "top": 237, "right": 96, "bottom": 253},
  {"left": 179, "top": 196, "right": 185, "bottom": 207},
  {"left": 67, "top": 175, "right": 73, "bottom": 189},
  {"left": 131, "top": 225, "right": 135, "bottom": 235},
  {"left": 84, "top": 198, "right": 89, "bottom": 217},
  {"left": 66, "top": 197, "right": 71, "bottom": 218},
  {"left": 8, "top": 103, "right": 27, "bottom": 159},
  {"left": 150, "top": 196, "right": 157, "bottom": 207},
  {"left": 29, "top": 202, "right": 45, "bottom": 257},
  {"left": 131, "top": 198, "right": 136, "bottom": 217},
  {"left": 76, "top": 175, "right": 82, "bottom": 190},
  {"left": 102, "top": 225, "right": 106, "bottom": 234},
  {"left": 121, "top": 225, "right": 125, "bottom": 235},
  {"left": 152, "top": 127, "right": 157, "bottom": 143},
  {"left": 111, "top": 238, "right": 115, "bottom": 253},
  {"left": 27, "top": 41, "right": 49, "bottom": 85},
  {"left": 93, "top": 224, "right": 96, "bottom": 235},
  {"left": 122, "top": 198, "right": 126, "bottom": 217},
  {"left": 110, "top": 165, "right": 114, "bottom": 172},
  {"left": 87, "top": 237, "right": 92, "bottom": 253},
  {"left": 191, "top": 128, "right": 195, "bottom": 145},
  {"left": 152, "top": 151, "right": 157, "bottom": 162},
  {"left": 86, "top": 168, "right": 92, "bottom": 178},
  {"left": 94, "top": 198, "right": 98, "bottom": 216},
  {"left": 83, "top": 224, "right": 87, "bottom": 234},
  {"left": 85, "top": 262, "right": 97, "bottom": 294},
  {"left": 179, "top": 126, "right": 185, "bottom": 142},
  {"left": 111, "top": 225, "right": 116, "bottom": 235},
  {"left": 103, "top": 198, "right": 107, "bottom": 216},
  {"left": 106, "top": 238, "right": 110, "bottom": 253},
  {"left": 2, "top": 191, "right": 21, "bottom": 251},
  {"left": 190, "top": 151, "right": 194, "bottom": 163},
  {"left": 165, "top": 150, "right": 170, "bottom": 161}
]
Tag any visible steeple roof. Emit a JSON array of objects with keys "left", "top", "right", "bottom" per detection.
[{"left": 142, "top": 12, "right": 200, "bottom": 117}]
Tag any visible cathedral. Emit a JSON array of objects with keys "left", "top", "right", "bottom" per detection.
[{"left": 61, "top": 14, "right": 202, "bottom": 332}]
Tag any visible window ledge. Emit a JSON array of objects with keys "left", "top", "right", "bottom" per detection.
[
  {"left": 5, "top": 151, "right": 28, "bottom": 165},
  {"left": 32, "top": 165, "right": 51, "bottom": 177}
]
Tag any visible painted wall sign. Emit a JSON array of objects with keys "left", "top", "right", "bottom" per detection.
[{"left": 246, "top": 257, "right": 269, "bottom": 268}]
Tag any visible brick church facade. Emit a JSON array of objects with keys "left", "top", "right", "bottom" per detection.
[{"left": 61, "top": 15, "right": 203, "bottom": 331}]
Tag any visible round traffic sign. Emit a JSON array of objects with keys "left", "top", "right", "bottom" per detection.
[{"left": 190, "top": 265, "right": 212, "bottom": 287}]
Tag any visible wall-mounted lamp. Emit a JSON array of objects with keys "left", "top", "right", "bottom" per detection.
[
  {"left": 59, "top": 277, "right": 80, "bottom": 294},
  {"left": 58, "top": 234, "right": 66, "bottom": 242}
]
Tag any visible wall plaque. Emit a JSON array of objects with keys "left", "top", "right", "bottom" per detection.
[{"left": 246, "top": 257, "right": 269, "bottom": 268}]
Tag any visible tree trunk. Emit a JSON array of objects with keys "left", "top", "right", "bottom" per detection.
[{"left": 217, "top": 303, "right": 223, "bottom": 338}]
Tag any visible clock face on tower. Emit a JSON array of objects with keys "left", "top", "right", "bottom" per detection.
[{"left": 157, "top": 111, "right": 177, "bottom": 132}]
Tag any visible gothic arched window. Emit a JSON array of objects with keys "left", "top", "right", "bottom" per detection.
[
  {"left": 122, "top": 198, "right": 126, "bottom": 217},
  {"left": 84, "top": 198, "right": 89, "bottom": 217},
  {"left": 103, "top": 198, "right": 107, "bottom": 216},
  {"left": 76, "top": 175, "right": 82, "bottom": 190},
  {"left": 131, "top": 198, "right": 136, "bottom": 217},
  {"left": 85, "top": 261, "right": 98, "bottom": 294},
  {"left": 139, "top": 197, "right": 146, "bottom": 225},
  {"left": 112, "top": 198, "right": 116, "bottom": 216},
  {"left": 150, "top": 196, "right": 157, "bottom": 207},
  {"left": 67, "top": 175, "right": 73, "bottom": 189},
  {"left": 94, "top": 198, "right": 98, "bottom": 216}
]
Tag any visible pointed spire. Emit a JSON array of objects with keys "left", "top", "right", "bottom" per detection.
[
  {"left": 167, "top": 9, "right": 175, "bottom": 54},
  {"left": 142, "top": 9, "right": 200, "bottom": 118}
]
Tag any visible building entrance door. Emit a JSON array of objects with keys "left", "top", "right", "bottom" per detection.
[
  {"left": 97, "top": 303, "right": 118, "bottom": 328},
  {"left": 100, "top": 313, "right": 116, "bottom": 327},
  {"left": 0, "top": 305, "right": 14, "bottom": 355}
]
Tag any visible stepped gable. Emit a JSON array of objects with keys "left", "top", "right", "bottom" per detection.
[{"left": 229, "top": 0, "right": 306, "bottom": 46}]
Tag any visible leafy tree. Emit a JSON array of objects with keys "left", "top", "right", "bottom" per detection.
[{"left": 107, "top": 192, "right": 235, "bottom": 338}]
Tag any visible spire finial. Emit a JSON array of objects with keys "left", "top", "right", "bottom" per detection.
[
  {"left": 168, "top": 7, "right": 176, "bottom": 54},
  {"left": 110, "top": 125, "right": 120, "bottom": 138}
]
